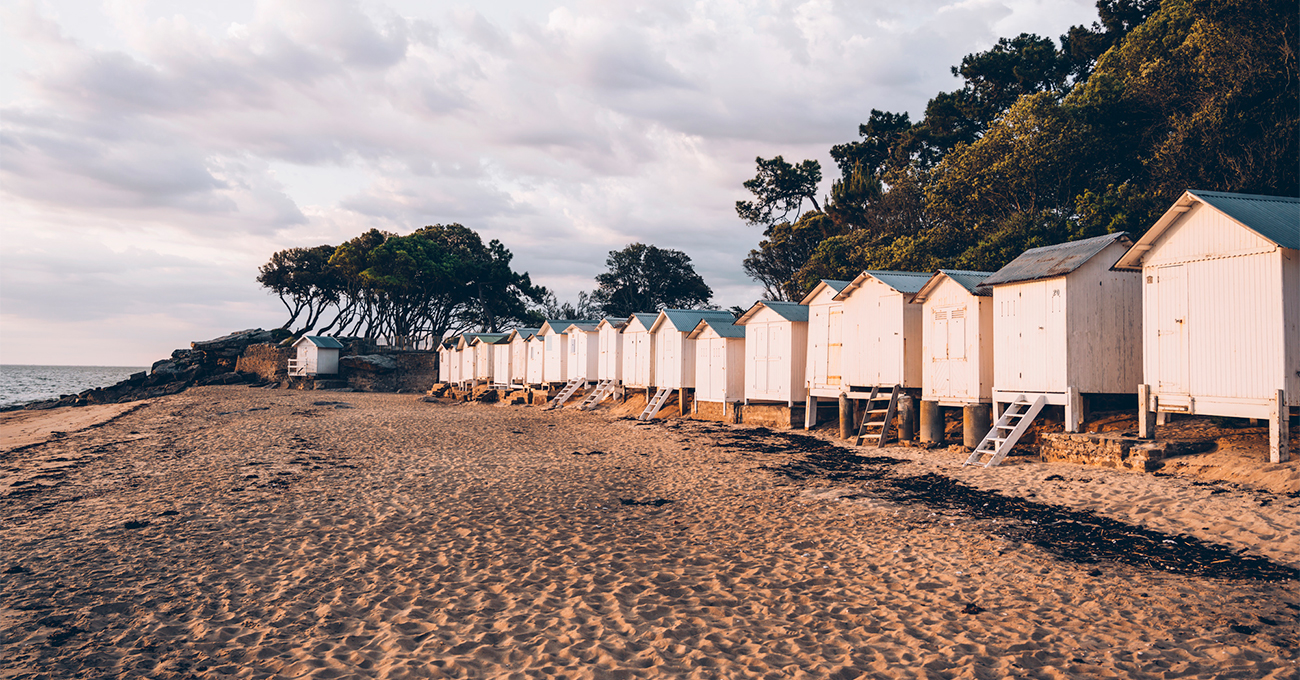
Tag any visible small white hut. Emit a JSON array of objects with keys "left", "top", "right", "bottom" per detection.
[
  {"left": 507, "top": 328, "right": 539, "bottom": 388},
  {"left": 445, "top": 336, "right": 463, "bottom": 385},
  {"left": 564, "top": 322, "right": 601, "bottom": 382},
  {"left": 437, "top": 338, "right": 455, "bottom": 384},
  {"left": 538, "top": 319, "right": 598, "bottom": 385},
  {"left": 596, "top": 317, "right": 627, "bottom": 384},
  {"left": 735, "top": 300, "right": 808, "bottom": 407},
  {"left": 689, "top": 318, "right": 746, "bottom": 405},
  {"left": 471, "top": 334, "right": 507, "bottom": 385},
  {"left": 1114, "top": 190, "right": 1299, "bottom": 462},
  {"left": 982, "top": 231, "right": 1142, "bottom": 432},
  {"left": 457, "top": 335, "right": 480, "bottom": 386},
  {"left": 914, "top": 270, "right": 995, "bottom": 407},
  {"left": 621, "top": 313, "right": 659, "bottom": 389},
  {"left": 650, "top": 310, "right": 738, "bottom": 390},
  {"left": 289, "top": 336, "right": 343, "bottom": 376},
  {"left": 483, "top": 334, "right": 512, "bottom": 388},
  {"left": 834, "top": 271, "right": 930, "bottom": 391},
  {"left": 802, "top": 280, "right": 850, "bottom": 427},
  {"left": 526, "top": 331, "right": 546, "bottom": 386}
]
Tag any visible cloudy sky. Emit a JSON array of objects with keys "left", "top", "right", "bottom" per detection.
[{"left": 1, "top": 0, "right": 1097, "bottom": 366}]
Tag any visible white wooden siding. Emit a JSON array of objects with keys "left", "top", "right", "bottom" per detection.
[
  {"left": 509, "top": 336, "right": 529, "bottom": 385},
  {"left": 567, "top": 329, "right": 599, "bottom": 381},
  {"left": 598, "top": 324, "right": 623, "bottom": 382},
  {"left": 1144, "top": 202, "right": 1276, "bottom": 266},
  {"left": 492, "top": 344, "right": 511, "bottom": 385},
  {"left": 921, "top": 276, "right": 992, "bottom": 405},
  {"left": 1064, "top": 243, "right": 1142, "bottom": 394},
  {"left": 694, "top": 330, "right": 746, "bottom": 403},
  {"left": 475, "top": 343, "right": 494, "bottom": 382},
  {"left": 653, "top": 327, "right": 695, "bottom": 389},
  {"left": 527, "top": 338, "right": 545, "bottom": 384},
  {"left": 839, "top": 277, "right": 922, "bottom": 388},
  {"left": 804, "top": 285, "right": 844, "bottom": 397},
  {"left": 1285, "top": 248, "right": 1300, "bottom": 406},
  {"left": 621, "top": 318, "right": 655, "bottom": 388},
  {"left": 542, "top": 330, "right": 568, "bottom": 383},
  {"left": 742, "top": 306, "right": 808, "bottom": 404}
]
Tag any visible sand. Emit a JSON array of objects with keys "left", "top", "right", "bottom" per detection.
[{"left": 1, "top": 386, "right": 1297, "bottom": 679}]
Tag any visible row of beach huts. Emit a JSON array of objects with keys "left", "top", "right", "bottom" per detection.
[{"left": 298, "top": 190, "right": 1299, "bottom": 464}]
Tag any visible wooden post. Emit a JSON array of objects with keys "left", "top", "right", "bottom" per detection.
[
  {"left": 1270, "top": 389, "right": 1290, "bottom": 463},
  {"left": 678, "top": 387, "right": 688, "bottom": 416},
  {"left": 898, "top": 395, "right": 915, "bottom": 442},
  {"left": 963, "top": 403, "right": 990, "bottom": 449},
  {"left": 1138, "top": 384, "right": 1154, "bottom": 439},
  {"left": 838, "top": 393, "right": 850, "bottom": 440},
  {"left": 919, "top": 400, "right": 943, "bottom": 444},
  {"left": 805, "top": 395, "right": 817, "bottom": 429},
  {"left": 1065, "top": 386, "right": 1083, "bottom": 433}
]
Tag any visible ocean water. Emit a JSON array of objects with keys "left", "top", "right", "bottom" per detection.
[{"left": 0, "top": 365, "right": 149, "bottom": 409}]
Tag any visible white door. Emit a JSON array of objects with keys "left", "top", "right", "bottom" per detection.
[
  {"left": 877, "top": 295, "right": 900, "bottom": 385},
  {"left": 1156, "top": 265, "right": 1187, "bottom": 395},
  {"left": 828, "top": 309, "right": 842, "bottom": 386},
  {"left": 810, "top": 308, "right": 827, "bottom": 386},
  {"left": 948, "top": 306, "right": 968, "bottom": 399},
  {"left": 932, "top": 308, "right": 950, "bottom": 397},
  {"left": 752, "top": 325, "right": 769, "bottom": 394}
]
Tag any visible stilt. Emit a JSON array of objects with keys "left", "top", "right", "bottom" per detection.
[
  {"left": 1138, "top": 384, "right": 1155, "bottom": 439},
  {"left": 1271, "top": 389, "right": 1290, "bottom": 463},
  {"left": 898, "top": 396, "right": 915, "bottom": 442},
  {"left": 838, "top": 393, "right": 850, "bottom": 440},
  {"left": 1065, "top": 386, "right": 1083, "bottom": 433},
  {"left": 805, "top": 395, "right": 818, "bottom": 429},
  {"left": 963, "top": 403, "right": 990, "bottom": 449},
  {"left": 919, "top": 400, "right": 943, "bottom": 444}
]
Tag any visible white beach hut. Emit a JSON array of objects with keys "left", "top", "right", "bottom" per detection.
[
  {"left": 483, "top": 334, "right": 512, "bottom": 388},
  {"left": 564, "top": 322, "right": 601, "bottom": 382},
  {"left": 650, "top": 309, "right": 738, "bottom": 391},
  {"left": 802, "top": 280, "right": 850, "bottom": 428},
  {"left": 526, "top": 331, "right": 546, "bottom": 386},
  {"left": 457, "top": 335, "right": 479, "bottom": 386},
  {"left": 507, "top": 328, "right": 539, "bottom": 388},
  {"left": 1114, "top": 190, "right": 1299, "bottom": 462},
  {"left": 834, "top": 271, "right": 929, "bottom": 392},
  {"left": 975, "top": 231, "right": 1141, "bottom": 462},
  {"left": 689, "top": 318, "right": 746, "bottom": 405},
  {"left": 621, "top": 313, "right": 659, "bottom": 390},
  {"left": 735, "top": 300, "right": 808, "bottom": 407},
  {"left": 472, "top": 334, "right": 507, "bottom": 385},
  {"left": 596, "top": 317, "right": 627, "bottom": 384},
  {"left": 437, "top": 338, "right": 455, "bottom": 384},
  {"left": 289, "top": 336, "right": 343, "bottom": 376},
  {"left": 538, "top": 319, "right": 598, "bottom": 386},
  {"left": 915, "top": 270, "right": 995, "bottom": 406}
]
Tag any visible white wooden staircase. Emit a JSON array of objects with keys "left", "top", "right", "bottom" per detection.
[
  {"left": 964, "top": 394, "right": 1046, "bottom": 467},
  {"left": 545, "top": 378, "right": 586, "bottom": 410},
  {"left": 854, "top": 385, "right": 900, "bottom": 447},
  {"left": 638, "top": 387, "right": 673, "bottom": 421},
  {"left": 578, "top": 379, "right": 617, "bottom": 410}
]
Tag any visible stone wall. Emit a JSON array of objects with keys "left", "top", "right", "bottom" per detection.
[
  {"left": 235, "top": 344, "right": 293, "bottom": 382},
  {"left": 1039, "top": 433, "right": 1215, "bottom": 472},
  {"left": 739, "top": 404, "right": 804, "bottom": 429},
  {"left": 339, "top": 351, "right": 440, "bottom": 393}
]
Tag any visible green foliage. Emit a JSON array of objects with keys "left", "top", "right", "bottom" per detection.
[
  {"left": 735, "top": 156, "right": 823, "bottom": 228},
  {"left": 591, "top": 243, "right": 713, "bottom": 316},
  {"left": 743, "top": 212, "right": 848, "bottom": 301}
]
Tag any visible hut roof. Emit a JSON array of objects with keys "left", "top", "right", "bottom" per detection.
[
  {"left": 834, "top": 270, "right": 930, "bottom": 301},
  {"left": 294, "top": 335, "right": 344, "bottom": 349},
  {"left": 595, "top": 317, "right": 629, "bottom": 331},
  {"left": 650, "top": 309, "right": 738, "bottom": 334},
  {"left": 470, "top": 333, "right": 510, "bottom": 345},
  {"left": 563, "top": 322, "right": 601, "bottom": 334},
  {"left": 687, "top": 318, "right": 746, "bottom": 339},
  {"left": 798, "top": 279, "right": 850, "bottom": 305},
  {"left": 539, "top": 319, "right": 598, "bottom": 335},
  {"left": 914, "top": 270, "right": 995, "bottom": 302},
  {"left": 735, "top": 300, "right": 809, "bottom": 325},
  {"left": 627, "top": 313, "right": 660, "bottom": 329},
  {"left": 1115, "top": 190, "right": 1300, "bottom": 269},
  {"left": 981, "top": 232, "right": 1131, "bottom": 287},
  {"left": 507, "top": 328, "right": 541, "bottom": 342}
]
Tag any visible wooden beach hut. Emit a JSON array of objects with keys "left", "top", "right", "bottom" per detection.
[
  {"left": 472, "top": 333, "right": 507, "bottom": 385},
  {"left": 537, "top": 321, "right": 570, "bottom": 386},
  {"left": 689, "top": 317, "right": 746, "bottom": 408},
  {"left": 596, "top": 317, "right": 627, "bottom": 385},
  {"left": 621, "top": 313, "right": 659, "bottom": 390},
  {"left": 289, "top": 335, "right": 343, "bottom": 377},
  {"left": 1114, "top": 190, "right": 1299, "bottom": 462},
  {"left": 636, "top": 309, "right": 737, "bottom": 419},
  {"left": 564, "top": 322, "right": 601, "bottom": 382},
  {"left": 913, "top": 270, "right": 996, "bottom": 447},
  {"left": 526, "top": 331, "right": 546, "bottom": 386},
  {"left": 457, "top": 335, "right": 479, "bottom": 386},
  {"left": 437, "top": 338, "right": 455, "bottom": 384},
  {"left": 735, "top": 300, "right": 808, "bottom": 407},
  {"left": 801, "top": 280, "right": 850, "bottom": 427},
  {"left": 835, "top": 271, "right": 929, "bottom": 391},
  {"left": 487, "top": 334, "right": 514, "bottom": 388},
  {"left": 507, "top": 328, "right": 539, "bottom": 388},
  {"left": 968, "top": 232, "right": 1142, "bottom": 466}
]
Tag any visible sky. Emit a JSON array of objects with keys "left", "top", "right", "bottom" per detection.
[{"left": 0, "top": 0, "right": 1099, "bottom": 366}]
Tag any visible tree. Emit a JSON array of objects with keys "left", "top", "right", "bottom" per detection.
[
  {"left": 742, "top": 212, "right": 847, "bottom": 301},
  {"left": 256, "top": 245, "right": 341, "bottom": 334},
  {"left": 735, "top": 156, "right": 823, "bottom": 228},
  {"left": 590, "top": 243, "right": 713, "bottom": 316}
]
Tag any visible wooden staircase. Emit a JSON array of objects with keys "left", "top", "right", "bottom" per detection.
[
  {"left": 854, "top": 385, "right": 900, "bottom": 447},
  {"left": 638, "top": 387, "right": 673, "bottom": 421},
  {"left": 545, "top": 378, "right": 586, "bottom": 410},
  {"left": 578, "top": 379, "right": 617, "bottom": 410},
  {"left": 964, "top": 394, "right": 1047, "bottom": 468}
]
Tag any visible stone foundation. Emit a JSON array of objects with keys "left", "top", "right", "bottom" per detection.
[
  {"left": 235, "top": 344, "right": 293, "bottom": 382},
  {"left": 1039, "top": 433, "right": 1215, "bottom": 472},
  {"left": 739, "top": 404, "right": 805, "bottom": 430},
  {"left": 692, "top": 401, "right": 739, "bottom": 423}
]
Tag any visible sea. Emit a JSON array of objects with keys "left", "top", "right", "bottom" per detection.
[{"left": 0, "top": 365, "right": 150, "bottom": 409}]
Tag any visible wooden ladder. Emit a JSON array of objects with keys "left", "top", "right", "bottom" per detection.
[
  {"left": 545, "top": 378, "right": 586, "bottom": 410},
  {"left": 965, "top": 394, "right": 1047, "bottom": 468},
  {"left": 854, "top": 385, "right": 900, "bottom": 447},
  {"left": 578, "top": 379, "right": 617, "bottom": 410},
  {"left": 638, "top": 387, "right": 674, "bottom": 421}
]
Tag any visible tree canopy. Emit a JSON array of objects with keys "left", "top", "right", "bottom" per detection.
[{"left": 590, "top": 243, "right": 714, "bottom": 317}]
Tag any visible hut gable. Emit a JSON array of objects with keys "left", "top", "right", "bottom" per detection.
[
  {"left": 1115, "top": 190, "right": 1300, "bottom": 270},
  {"left": 595, "top": 317, "right": 628, "bottom": 383},
  {"left": 563, "top": 322, "right": 602, "bottom": 381},
  {"left": 621, "top": 313, "right": 659, "bottom": 388},
  {"left": 915, "top": 271, "right": 995, "bottom": 405}
]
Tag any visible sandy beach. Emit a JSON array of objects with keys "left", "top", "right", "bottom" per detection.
[{"left": 2, "top": 387, "right": 1297, "bottom": 679}]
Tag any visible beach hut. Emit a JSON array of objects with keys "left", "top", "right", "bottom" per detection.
[
  {"left": 507, "top": 328, "right": 539, "bottom": 388},
  {"left": 969, "top": 232, "right": 1142, "bottom": 465},
  {"left": 650, "top": 309, "right": 738, "bottom": 391},
  {"left": 621, "top": 313, "right": 659, "bottom": 390},
  {"left": 913, "top": 270, "right": 996, "bottom": 446},
  {"left": 1114, "top": 190, "right": 1299, "bottom": 462},
  {"left": 457, "top": 335, "right": 479, "bottom": 386},
  {"left": 526, "top": 331, "right": 546, "bottom": 386},
  {"left": 835, "top": 271, "right": 929, "bottom": 391},
  {"left": 289, "top": 335, "right": 343, "bottom": 376},
  {"left": 537, "top": 319, "right": 598, "bottom": 386},
  {"left": 487, "top": 334, "right": 514, "bottom": 388},
  {"left": 471, "top": 334, "right": 507, "bottom": 385},
  {"left": 437, "top": 338, "right": 455, "bottom": 384},
  {"left": 689, "top": 317, "right": 746, "bottom": 407},
  {"left": 735, "top": 300, "right": 808, "bottom": 407},
  {"left": 564, "top": 322, "right": 601, "bottom": 382},
  {"left": 801, "top": 280, "right": 850, "bottom": 427},
  {"left": 596, "top": 317, "right": 627, "bottom": 385}
]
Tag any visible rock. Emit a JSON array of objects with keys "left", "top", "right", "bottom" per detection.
[
  {"left": 191, "top": 329, "right": 273, "bottom": 357},
  {"left": 339, "top": 355, "right": 399, "bottom": 373},
  {"left": 196, "top": 371, "right": 254, "bottom": 386}
]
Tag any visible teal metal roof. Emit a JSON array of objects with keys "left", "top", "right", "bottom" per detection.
[
  {"left": 509, "top": 327, "right": 540, "bottom": 341},
  {"left": 474, "top": 333, "right": 510, "bottom": 345},
  {"left": 822, "top": 279, "right": 850, "bottom": 293},
  {"left": 298, "top": 335, "right": 344, "bottom": 349},
  {"left": 689, "top": 318, "right": 746, "bottom": 339},
  {"left": 654, "top": 309, "right": 737, "bottom": 333},
  {"left": 540, "top": 319, "right": 598, "bottom": 334},
  {"left": 737, "top": 300, "right": 809, "bottom": 324},
  {"left": 631, "top": 313, "right": 659, "bottom": 328},
  {"left": 1188, "top": 190, "right": 1300, "bottom": 249},
  {"left": 863, "top": 270, "right": 931, "bottom": 294},
  {"left": 940, "top": 270, "right": 994, "bottom": 296},
  {"left": 982, "top": 232, "right": 1131, "bottom": 287}
]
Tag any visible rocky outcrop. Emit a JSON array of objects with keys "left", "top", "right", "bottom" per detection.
[{"left": 339, "top": 355, "right": 400, "bottom": 373}]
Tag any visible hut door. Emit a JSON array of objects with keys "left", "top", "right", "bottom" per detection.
[
  {"left": 752, "top": 325, "right": 770, "bottom": 394},
  {"left": 932, "top": 308, "right": 950, "bottom": 397},
  {"left": 696, "top": 340, "right": 712, "bottom": 399},
  {"left": 828, "top": 309, "right": 842, "bottom": 385},
  {"left": 948, "top": 306, "right": 968, "bottom": 398},
  {"left": 878, "top": 294, "right": 901, "bottom": 385},
  {"left": 1156, "top": 265, "right": 1188, "bottom": 395}
]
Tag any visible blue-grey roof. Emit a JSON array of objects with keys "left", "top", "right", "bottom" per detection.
[
  {"left": 564, "top": 322, "right": 601, "bottom": 333},
  {"left": 689, "top": 318, "right": 746, "bottom": 339},
  {"left": 982, "top": 232, "right": 1131, "bottom": 287},
  {"left": 1189, "top": 190, "right": 1300, "bottom": 249},
  {"left": 298, "top": 335, "right": 344, "bottom": 349},
  {"left": 822, "top": 279, "right": 850, "bottom": 293},
  {"left": 510, "top": 327, "right": 540, "bottom": 341},
  {"left": 630, "top": 313, "right": 659, "bottom": 328},
  {"left": 474, "top": 333, "right": 510, "bottom": 345},
  {"left": 941, "top": 270, "right": 994, "bottom": 296},
  {"left": 737, "top": 300, "right": 809, "bottom": 325},
  {"left": 540, "top": 319, "right": 598, "bottom": 334},
  {"left": 654, "top": 309, "right": 737, "bottom": 333},
  {"left": 599, "top": 316, "right": 628, "bottom": 329},
  {"left": 863, "top": 270, "right": 932, "bottom": 294}
]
